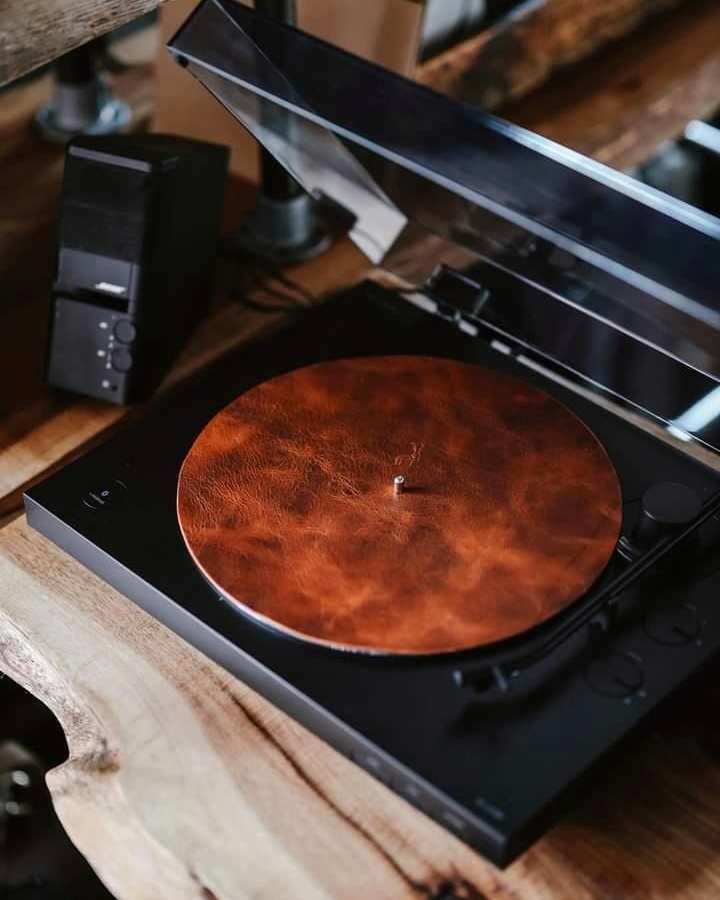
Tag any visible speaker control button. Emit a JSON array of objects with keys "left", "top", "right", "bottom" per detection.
[
  {"left": 114, "top": 320, "right": 136, "bottom": 344},
  {"left": 111, "top": 348, "right": 133, "bottom": 373}
]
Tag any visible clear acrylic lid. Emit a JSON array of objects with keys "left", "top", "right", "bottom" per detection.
[{"left": 168, "top": 0, "right": 720, "bottom": 387}]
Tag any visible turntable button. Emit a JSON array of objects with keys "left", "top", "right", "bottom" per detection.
[
  {"left": 355, "top": 751, "right": 383, "bottom": 773},
  {"left": 351, "top": 750, "right": 393, "bottom": 784},
  {"left": 111, "top": 348, "right": 133, "bottom": 373},
  {"left": 399, "top": 781, "right": 426, "bottom": 805},
  {"left": 644, "top": 604, "right": 701, "bottom": 646},
  {"left": 584, "top": 651, "right": 644, "bottom": 698},
  {"left": 82, "top": 479, "right": 128, "bottom": 511},
  {"left": 113, "top": 320, "right": 136, "bottom": 344},
  {"left": 441, "top": 810, "right": 468, "bottom": 834},
  {"left": 633, "top": 482, "right": 702, "bottom": 550}
]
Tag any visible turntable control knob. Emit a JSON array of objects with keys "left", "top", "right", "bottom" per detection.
[
  {"left": 644, "top": 603, "right": 701, "bottom": 646},
  {"left": 585, "top": 651, "right": 644, "bottom": 698},
  {"left": 632, "top": 482, "right": 702, "bottom": 551}
]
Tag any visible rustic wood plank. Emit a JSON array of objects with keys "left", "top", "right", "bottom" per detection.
[
  {"left": 0, "top": 0, "right": 166, "bottom": 87},
  {"left": 417, "top": 0, "right": 685, "bottom": 109},
  {"left": 3, "top": 506, "right": 720, "bottom": 899},
  {"left": 0, "top": 0, "right": 424, "bottom": 89},
  {"left": 501, "top": 0, "right": 720, "bottom": 169}
]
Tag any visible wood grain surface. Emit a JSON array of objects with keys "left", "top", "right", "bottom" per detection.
[
  {"left": 503, "top": 0, "right": 720, "bottom": 169},
  {"left": 1, "top": 0, "right": 682, "bottom": 91},
  {"left": 416, "top": 0, "right": 684, "bottom": 108},
  {"left": 3, "top": 511, "right": 720, "bottom": 899},
  {"left": 178, "top": 356, "right": 621, "bottom": 654},
  {"left": 0, "top": 0, "right": 166, "bottom": 87}
]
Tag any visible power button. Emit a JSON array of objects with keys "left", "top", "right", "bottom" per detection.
[
  {"left": 82, "top": 480, "right": 128, "bottom": 511},
  {"left": 584, "top": 651, "right": 644, "bottom": 698}
]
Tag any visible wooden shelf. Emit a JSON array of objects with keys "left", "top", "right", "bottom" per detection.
[
  {"left": 0, "top": 0, "right": 165, "bottom": 87},
  {"left": 416, "top": 0, "right": 685, "bottom": 109},
  {"left": 502, "top": 0, "right": 720, "bottom": 169}
]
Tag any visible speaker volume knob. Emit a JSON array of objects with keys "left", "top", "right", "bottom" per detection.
[
  {"left": 632, "top": 482, "right": 702, "bottom": 551},
  {"left": 114, "top": 320, "right": 136, "bottom": 344},
  {"left": 111, "top": 348, "right": 133, "bottom": 373}
]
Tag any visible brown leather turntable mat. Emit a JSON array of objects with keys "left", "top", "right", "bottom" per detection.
[{"left": 177, "top": 356, "right": 622, "bottom": 655}]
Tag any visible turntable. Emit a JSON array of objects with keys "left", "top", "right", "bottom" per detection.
[{"left": 24, "top": 0, "right": 720, "bottom": 867}]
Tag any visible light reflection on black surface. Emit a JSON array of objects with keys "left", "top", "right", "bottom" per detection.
[
  {"left": 169, "top": 0, "right": 720, "bottom": 344},
  {"left": 168, "top": 0, "right": 720, "bottom": 453},
  {"left": 451, "top": 257, "right": 720, "bottom": 454}
]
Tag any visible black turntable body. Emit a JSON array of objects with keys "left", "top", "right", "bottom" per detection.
[
  {"left": 25, "top": 283, "right": 720, "bottom": 866},
  {"left": 23, "top": 0, "right": 720, "bottom": 869}
]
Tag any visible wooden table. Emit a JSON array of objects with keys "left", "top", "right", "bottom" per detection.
[
  {"left": 3, "top": 507, "right": 720, "bottom": 900},
  {"left": 5, "top": 4, "right": 720, "bottom": 896}
]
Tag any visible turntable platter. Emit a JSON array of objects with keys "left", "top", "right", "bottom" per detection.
[{"left": 177, "top": 356, "right": 622, "bottom": 655}]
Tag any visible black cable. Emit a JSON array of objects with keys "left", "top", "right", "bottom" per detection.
[{"left": 222, "top": 253, "right": 319, "bottom": 313}]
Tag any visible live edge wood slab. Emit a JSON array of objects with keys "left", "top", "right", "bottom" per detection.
[{"left": 3, "top": 498, "right": 720, "bottom": 900}]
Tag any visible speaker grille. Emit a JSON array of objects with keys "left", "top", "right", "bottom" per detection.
[{"left": 60, "top": 156, "right": 156, "bottom": 262}]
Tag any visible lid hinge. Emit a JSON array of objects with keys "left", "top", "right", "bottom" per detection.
[{"left": 423, "top": 264, "right": 492, "bottom": 322}]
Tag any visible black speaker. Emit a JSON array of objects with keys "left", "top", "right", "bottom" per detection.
[{"left": 46, "top": 133, "right": 229, "bottom": 404}]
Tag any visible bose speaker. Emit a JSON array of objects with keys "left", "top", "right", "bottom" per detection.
[{"left": 46, "top": 133, "right": 229, "bottom": 404}]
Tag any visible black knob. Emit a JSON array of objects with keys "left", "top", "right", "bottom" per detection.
[
  {"left": 585, "top": 651, "right": 644, "bottom": 698},
  {"left": 114, "top": 320, "right": 136, "bottom": 344},
  {"left": 644, "top": 603, "right": 701, "bottom": 646},
  {"left": 111, "top": 348, "right": 133, "bottom": 373},
  {"left": 632, "top": 482, "right": 702, "bottom": 551}
]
